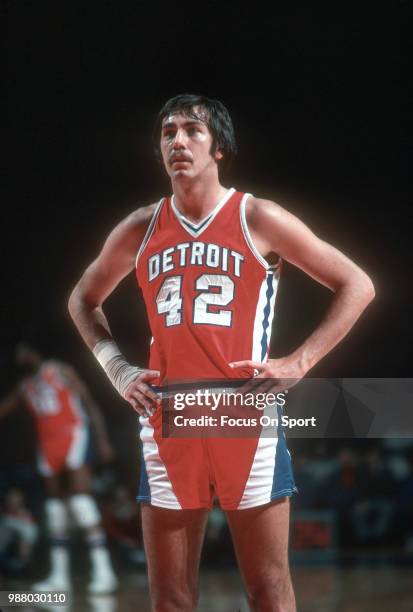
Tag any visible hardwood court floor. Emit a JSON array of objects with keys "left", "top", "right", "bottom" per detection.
[{"left": 4, "top": 565, "right": 413, "bottom": 611}]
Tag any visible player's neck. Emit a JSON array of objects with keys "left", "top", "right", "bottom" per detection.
[{"left": 171, "top": 177, "right": 229, "bottom": 223}]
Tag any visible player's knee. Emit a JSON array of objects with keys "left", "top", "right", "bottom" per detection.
[
  {"left": 45, "top": 498, "right": 68, "bottom": 536},
  {"left": 151, "top": 584, "right": 198, "bottom": 612},
  {"left": 68, "top": 494, "right": 101, "bottom": 528},
  {"left": 246, "top": 568, "right": 294, "bottom": 612}
]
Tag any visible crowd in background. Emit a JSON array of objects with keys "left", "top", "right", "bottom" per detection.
[{"left": 2, "top": 435, "right": 413, "bottom": 578}]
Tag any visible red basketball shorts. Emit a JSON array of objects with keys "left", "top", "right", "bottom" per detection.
[{"left": 136, "top": 401, "right": 297, "bottom": 510}]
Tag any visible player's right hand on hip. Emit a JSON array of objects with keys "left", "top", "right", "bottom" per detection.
[{"left": 123, "top": 370, "right": 161, "bottom": 418}]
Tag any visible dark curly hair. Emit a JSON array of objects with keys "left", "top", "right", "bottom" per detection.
[{"left": 152, "top": 94, "right": 237, "bottom": 173}]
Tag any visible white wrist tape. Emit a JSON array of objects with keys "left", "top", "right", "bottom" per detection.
[{"left": 93, "top": 339, "right": 142, "bottom": 398}]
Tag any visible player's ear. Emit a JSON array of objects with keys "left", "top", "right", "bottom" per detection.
[{"left": 214, "top": 147, "right": 224, "bottom": 161}]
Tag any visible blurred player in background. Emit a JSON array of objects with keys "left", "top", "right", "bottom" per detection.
[{"left": 0, "top": 343, "right": 118, "bottom": 594}]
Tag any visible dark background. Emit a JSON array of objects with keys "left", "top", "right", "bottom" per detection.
[{"left": 2, "top": 3, "right": 411, "bottom": 468}]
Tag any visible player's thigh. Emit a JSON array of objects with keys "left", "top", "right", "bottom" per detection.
[
  {"left": 42, "top": 474, "right": 62, "bottom": 498},
  {"left": 67, "top": 465, "right": 92, "bottom": 494},
  {"left": 226, "top": 497, "right": 291, "bottom": 585},
  {"left": 141, "top": 504, "right": 209, "bottom": 590}
]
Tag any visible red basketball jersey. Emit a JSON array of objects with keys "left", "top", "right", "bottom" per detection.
[
  {"left": 21, "top": 361, "right": 85, "bottom": 443},
  {"left": 135, "top": 188, "right": 280, "bottom": 382}
]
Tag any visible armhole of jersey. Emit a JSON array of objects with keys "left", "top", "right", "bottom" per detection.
[
  {"left": 135, "top": 198, "right": 165, "bottom": 268},
  {"left": 240, "top": 193, "right": 281, "bottom": 271}
]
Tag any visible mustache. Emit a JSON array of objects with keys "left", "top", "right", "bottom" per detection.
[{"left": 169, "top": 154, "right": 192, "bottom": 163}]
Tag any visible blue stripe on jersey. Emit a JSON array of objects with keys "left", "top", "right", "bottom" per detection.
[
  {"left": 260, "top": 272, "right": 274, "bottom": 361},
  {"left": 137, "top": 422, "right": 151, "bottom": 502},
  {"left": 271, "top": 405, "right": 298, "bottom": 498},
  {"left": 84, "top": 426, "right": 95, "bottom": 465}
]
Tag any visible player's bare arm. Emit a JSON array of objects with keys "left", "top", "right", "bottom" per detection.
[
  {"left": 68, "top": 204, "right": 157, "bottom": 348},
  {"left": 0, "top": 388, "right": 21, "bottom": 419},
  {"left": 68, "top": 204, "right": 160, "bottom": 417},
  {"left": 231, "top": 197, "right": 375, "bottom": 388}
]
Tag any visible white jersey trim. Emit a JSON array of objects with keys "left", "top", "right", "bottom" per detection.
[
  {"left": 37, "top": 451, "right": 53, "bottom": 477},
  {"left": 66, "top": 423, "right": 89, "bottom": 469},
  {"left": 240, "top": 193, "right": 281, "bottom": 271},
  {"left": 139, "top": 417, "right": 182, "bottom": 509},
  {"left": 238, "top": 424, "right": 278, "bottom": 509},
  {"left": 135, "top": 198, "right": 165, "bottom": 269},
  {"left": 171, "top": 187, "right": 235, "bottom": 238}
]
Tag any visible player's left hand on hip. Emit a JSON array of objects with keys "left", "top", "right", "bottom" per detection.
[
  {"left": 124, "top": 369, "right": 161, "bottom": 418},
  {"left": 229, "top": 358, "right": 304, "bottom": 394}
]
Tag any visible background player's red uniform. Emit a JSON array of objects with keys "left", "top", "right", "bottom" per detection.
[{"left": 21, "top": 361, "right": 90, "bottom": 476}]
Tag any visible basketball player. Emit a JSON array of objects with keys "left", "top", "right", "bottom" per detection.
[
  {"left": 68, "top": 94, "right": 375, "bottom": 611},
  {"left": 0, "top": 344, "right": 118, "bottom": 594}
]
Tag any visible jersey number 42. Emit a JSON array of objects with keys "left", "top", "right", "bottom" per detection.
[{"left": 156, "top": 274, "right": 234, "bottom": 327}]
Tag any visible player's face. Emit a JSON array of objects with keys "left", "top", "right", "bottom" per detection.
[{"left": 160, "top": 108, "right": 223, "bottom": 181}]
